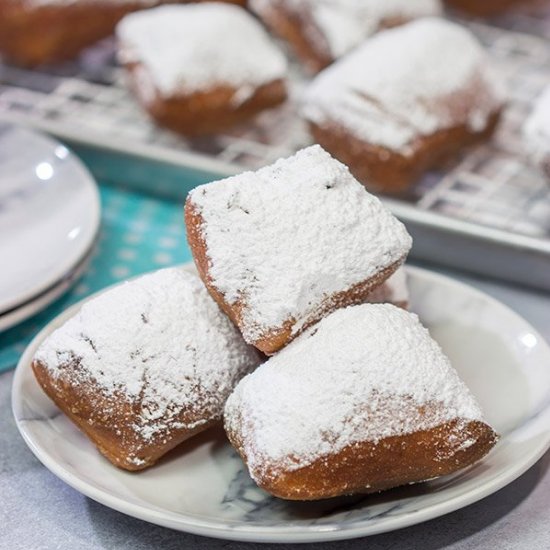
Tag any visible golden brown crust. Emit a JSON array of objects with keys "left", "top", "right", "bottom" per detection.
[
  {"left": 32, "top": 359, "right": 218, "bottom": 471},
  {"left": 213, "top": 0, "right": 247, "bottom": 5},
  {"left": 124, "top": 61, "right": 287, "bottom": 136},
  {"left": 444, "top": 0, "right": 531, "bottom": 16},
  {"left": 185, "top": 200, "right": 404, "bottom": 354},
  {"left": 0, "top": 1, "right": 147, "bottom": 66},
  {"left": 309, "top": 110, "right": 502, "bottom": 194},
  {"left": 227, "top": 417, "right": 498, "bottom": 500}
]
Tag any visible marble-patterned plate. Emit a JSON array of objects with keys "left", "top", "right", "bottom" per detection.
[
  {"left": 11, "top": 266, "right": 550, "bottom": 543},
  {"left": 0, "top": 123, "right": 100, "bottom": 314}
]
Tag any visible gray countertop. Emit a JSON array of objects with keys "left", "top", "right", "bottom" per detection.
[{"left": 1, "top": 264, "right": 549, "bottom": 550}]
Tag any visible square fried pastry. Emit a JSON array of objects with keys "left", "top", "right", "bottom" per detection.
[
  {"left": 444, "top": 0, "right": 530, "bottom": 16},
  {"left": 225, "top": 303, "right": 498, "bottom": 500},
  {"left": 302, "top": 18, "right": 505, "bottom": 193},
  {"left": 32, "top": 267, "right": 261, "bottom": 471},
  {"left": 116, "top": 3, "right": 287, "bottom": 136},
  {"left": 0, "top": 0, "right": 156, "bottom": 66},
  {"left": 250, "top": 0, "right": 442, "bottom": 73},
  {"left": 0, "top": 0, "right": 247, "bottom": 67},
  {"left": 185, "top": 145, "right": 412, "bottom": 355}
]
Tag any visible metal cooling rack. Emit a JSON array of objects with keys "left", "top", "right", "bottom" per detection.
[
  {"left": 0, "top": 23, "right": 549, "bottom": 290},
  {"left": 0, "top": 38, "right": 310, "bottom": 171},
  {"left": 409, "top": 22, "right": 550, "bottom": 240}
]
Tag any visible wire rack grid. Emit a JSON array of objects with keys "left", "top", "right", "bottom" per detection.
[{"left": 0, "top": 19, "right": 549, "bottom": 288}]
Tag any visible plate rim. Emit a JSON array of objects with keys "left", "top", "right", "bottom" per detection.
[
  {"left": 11, "top": 265, "right": 550, "bottom": 543},
  {"left": 0, "top": 237, "right": 97, "bottom": 333},
  {"left": 0, "top": 124, "right": 101, "bottom": 314}
]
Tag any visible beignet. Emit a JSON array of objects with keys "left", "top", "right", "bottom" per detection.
[
  {"left": 185, "top": 145, "right": 412, "bottom": 354},
  {"left": 225, "top": 303, "right": 498, "bottom": 500},
  {"left": 444, "top": 0, "right": 531, "bottom": 16},
  {"left": 32, "top": 267, "right": 261, "bottom": 471},
  {"left": 250, "top": 0, "right": 442, "bottom": 73},
  {"left": 302, "top": 18, "right": 505, "bottom": 193},
  {"left": 116, "top": 3, "right": 287, "bottom": 136},
  {"left": 0, "top": 0, "right": 156, "bottom": 66},
  {"left": 0, "top": 0, "right": 250, "bottom": 66}
]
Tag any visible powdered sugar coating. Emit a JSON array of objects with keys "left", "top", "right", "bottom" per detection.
[
  {"left": 523, "top": 85, "right": 550, "bottom": 172},
  {"left": 188, "top": 145, "right": 412, "bottom": 344},
  {"left": 251, "top": 0, "right": 442, "bottom": 60},
  {"left": 302, "top": 18, "right": 505, "bottom": 155},
  {"left": 224, "top": 303, "right": 485, "bottom": 479},
  {"left": 34, "top": 267, "right": 261, "bottom": 448},
  {"left": 116, "top": 4, "right": 287, "bottom": 97}
]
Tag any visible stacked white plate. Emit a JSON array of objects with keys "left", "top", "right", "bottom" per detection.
[{"left": 0, "top": 124, "right": 100, "bottom": 331}]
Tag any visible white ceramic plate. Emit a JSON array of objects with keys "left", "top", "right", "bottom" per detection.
[
  {"left": 0, "top": 123, "right": 100, "bottom": 314},
  {"left": 11, "top": 266, "right": 550, "bottom": 543},
  {"left": 0, "top": 243, "right": 95, "bottom": 333}
]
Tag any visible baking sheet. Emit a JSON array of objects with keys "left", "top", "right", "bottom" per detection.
[{"left": 1, "top": 18, "right": 549, "bottom": 290}]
